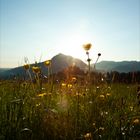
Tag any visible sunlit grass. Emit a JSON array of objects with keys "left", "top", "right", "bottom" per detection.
[{"left": 0, "top": 79, "right": 140, "bottom": 140}]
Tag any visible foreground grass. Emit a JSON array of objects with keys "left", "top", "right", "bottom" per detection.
[{"left": 0, "top": 80, "right": 140, "bottom": 140}]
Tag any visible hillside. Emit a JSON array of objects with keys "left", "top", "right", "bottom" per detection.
[
  {"left": 0, "top": 54, "right": 140, "bottom": 79},
  {"left": 0, "top": 53, "right": 87, "bottom": 79},
  {"left": 94, "top": 61, "right": 140, "bottom": 72}
]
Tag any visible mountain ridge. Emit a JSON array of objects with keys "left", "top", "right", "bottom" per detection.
[
  {"left": 94, "top": 61, "right": 140, "bottom": 72},
  {"left": 0, "top": 53, "right": 87, "bottom": 78},
  {"left": 0, "top": 53, "right": 140, "bottom": 79}
]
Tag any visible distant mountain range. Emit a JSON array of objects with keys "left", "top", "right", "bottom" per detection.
[
  {"left": 0, "top": 53, "right": 140, "bottom": 79},
  {"left": 94, "top": 61, "right": 140, "bottom": 72},
  {"left": 0, "top": 68, "right": 11, "bottom": 73}
]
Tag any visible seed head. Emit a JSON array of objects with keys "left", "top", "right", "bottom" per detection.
[{"left": 98, "top": 53, "right": 101, "bottom": 57}]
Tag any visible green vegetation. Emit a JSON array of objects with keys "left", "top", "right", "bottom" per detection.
[{"left": 0, "top": 79, "right": 140, "bottom": 140}]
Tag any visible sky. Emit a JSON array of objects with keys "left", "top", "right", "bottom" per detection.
[{"left": 0, "top": 0, "right": 140, "bottom": 68}]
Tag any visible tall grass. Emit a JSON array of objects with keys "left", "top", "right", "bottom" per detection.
[{"left": 0, "top": 79, "right": 140, "bottom": 140}]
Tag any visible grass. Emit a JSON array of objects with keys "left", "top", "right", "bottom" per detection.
[{"left": 0, "top": 79, "right": 140, "bottom": 140}]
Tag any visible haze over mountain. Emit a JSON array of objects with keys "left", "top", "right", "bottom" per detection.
[
  {"left": 0, "top": 53, "right": 140, "bottom": 79},
  {"left": 94, "top": 61, "right": 140, "bottom": 72}
]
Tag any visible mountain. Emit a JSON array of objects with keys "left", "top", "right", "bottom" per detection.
[
  {"left": 0, "top": 53, "right": 87, "bottom": 79},
  {"left": 0, "top": 68, "right": 11, "bottom": 73},
  {"left": 0, "top": 54, "right": 140, "bottom": 79},
  {"left": 50, "top": 53, "right": 87, "bottom": 73},
  {"left": 93, "top": 61, "right": 140, "bottom": 72}
]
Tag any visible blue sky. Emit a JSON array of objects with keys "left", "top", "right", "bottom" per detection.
[{"left": 0, "top": 0, "right": 140, "bottom": 68}]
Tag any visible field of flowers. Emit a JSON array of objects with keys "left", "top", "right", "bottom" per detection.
[
  {"left": 0, "top": 77, "right": 140, "bottom": 140},
  {"left": 0, "top": 45, "right": 140, "bottom": 140}
]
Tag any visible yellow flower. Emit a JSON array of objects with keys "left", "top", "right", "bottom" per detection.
[
  {"left": 32, "top": 66, "right": 40, "bottom": 73},
  {"left": 75, "top": 92, "right": 82, "bottom": 97},
  {"left": 67, "top": 84, "right": 72, "bottom": 88},
  {"left": 61, "top": 83, "right": 67, "bottom": 87},
  {"left": 44, "top": 60, "right": 51, "bottom": 67},
  {"left": 37, "top": 93, "right": 47, "bottom": 97},
  {"left": 36, "top": 103, "right": 41, "bottom": 107},
  {"left": 83, "top": 43, "right": 92, "bottom": 51},
  {"left": 133, "top": 118, "right": 139, "bottom": 124},
  {"left": 24, "top": 64, "right": 30, "bottom": 70},
  {"left": 84, "top": 132, "right": 92, "bottom": 139},
  {"left": 106, "top": 93, "right": 111, "bottom": 97},
  {"left": 99, "top": 94, "right": 105, "bottom": 99}
]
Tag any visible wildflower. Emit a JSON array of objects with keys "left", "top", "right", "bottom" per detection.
[
  {"left": 83, "top": 43, "right": 92, "bottom": 51},
  {"left": 96, "top": 86, "right": 100, "bottom": 89},
  {"left": 133, "top": 118, "right": 139, "bottom": 124},
  {"left": 75, "top": 92, "right": 82, "bottom": 97},
  {"left": 36, "top": 103, "right": 41, "bottom": 107},
  {"left": 99, "top": 94, "right": 105, "bottom": 99},
  {"left": 61, "top": 83, "right": 67, "bottom": 87},
  {"left": 32, "top": 66, "right": 40, "bottom": 73},
  {"left": 23, "top": 64, "right": 30, "bottom": 70},
  {"left": 122, "top": 132, "right": 125, "bottom": 135},
  {"left": 108, "top": 86, "right": 111, "bottom": 89},
  {"left": 37, "top": 93, "right": 47, "bottom": 97},
  {"left": 84, "top": 132, "right": 92, "bottom": 139},
  {"left": 67, "top": 84, "right": 72, "bottom": 88},
  {"left": 106, "top": 93, "right": 111, "bottom": 97},
  {"left": 44, "top": 60, "right": 51, "bottom": 67},
  {"left": 105, "top": 111, "right": 108, "bottom": 115}
]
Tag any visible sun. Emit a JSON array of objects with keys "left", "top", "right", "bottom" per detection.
[{"left": 57, "top": 31, "right": 93, "bottom": 62}]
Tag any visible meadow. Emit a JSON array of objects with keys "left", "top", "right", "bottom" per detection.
[
  {"left": 0, "top": 45, "right": 140, "bottom": 140},
  {"left": 0, "top": 73, "right": 140, "bottom": 140}
]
